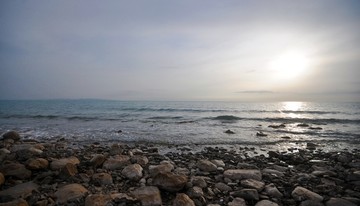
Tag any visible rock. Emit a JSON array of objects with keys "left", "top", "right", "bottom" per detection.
[
  {"left": 0, "top": 198, "right": 29, "bottom": 206},
  {"left": 348, "top": 171, "right": 360, "bottom": 181},
  {"left": 85, "top": 194, "right": 112, "bottom": 206},
  {"left": 26, "top": 158, "right": 49, "bottom": 170},
  {"left": 268, "top": 151, "right": 280, "bottom": 158},
  {"left": 256, "top": 132, "right": 267, "bottom": 137},
  {"left": 298, "top": 123, "right": 309, "bottom": 127},
  {"left": 122, "top": 164, "right": 143, "bottom": 180},
  {"left": 291, "top": 186, "right": 323, "bottom": 202},
  {"left": 264, "top": 183, "right": 283, "bottom": 198},
  {"left": 187, "top": 186, "right": 204, "bottom": 198},
  {"left": 325, "top": 198, "right": 357, "bottom": 206},
  {"left": 197, "top": 159, "right": 217, "bottom": 172},
  {"left": 241, "top": 179, "right": 265, "bottom": 191},
  {"left": 50, "top": 156, "right": 80, "bottom": 170},
  {"left": 228, "top": 197, "right": 246, "bottom": 206},
  {"left": 89, "top": 154, "right": 106, "bottom": 168},
  {"left": 102, "top": 155, "right": 130, "bottom": 170},
  {"left": 211, "top": 160, "right": 225, "bottom": 167},
  {"left": 0, "top": 163, "right": 31, "bottom": 179},
  {"left": 307, "top": 143, "right": 317, "bottom": 150},
  {"left": 225, "top": 129, "right": 235, "bottom": 134},
  {"left": 60, "top": 163, "right": 78, "bottom": 177},
  {"left": 0, "top": 181, "right": 39, "bottom": 199},
  {"left": 149, "top": 161, "right": 174, "bottom": 176},
  {"left": 174, "top": 167, "right": 190, "bottom": 176},
  {"left": 110, "top": 143, "right": 123, "bottom": 155},
  {"left": 255, "top": 200, "right": 279, "bottom": 206},
  {"left": 312, "top": 170, "right": 337, "bottom": 177},
  {"left": 92, "top": 173, "right": 113, "bottom": 185},
  {"left": 152, "top": 172, "right": 188, "bottom": 192},
  {"left": 224, "top": 169, "right": 262, "bottom": 181},
  {"left": 0, "top": 172, "right": 4, "bottom": 186},
  {"left": 173, "top": 193, "right": 195, "bottom": 206},
  {"left": 191, "top": 176, "right": 207, "bottom": 188},
  {"left": 131, "top": 155, "right": 149, "bottom": 167},
  {"left": 131, "top": 186, "right": 162, "bottom": 206},
  {"left": 231, "top": 189, "right": 259, "bottom": 201},
  {"left": 300, "top": 200, "right": 325, "bottom": 206},
  {"left": 262, "top": 168, "right": 284, "bottom": 177},
  {"left": 268, "top": 124, "right": 286, "bottom": 129},
  {"left": 215, "top": 182, "right": 232, "bottom": 192},
  {"left": 54, "top": 183, "right": 88, "bottom": 204},
  {"left": 2, "top": 131, "right": 20, "bottom": 141}
]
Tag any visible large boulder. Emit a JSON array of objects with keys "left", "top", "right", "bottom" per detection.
[
  {"left": 50, "top": 156, "right": 80, "bottom": 170},
  {"left": 224, "top": 169, "right": 262, "bottom": 181},
  {"left": 152, "top": 172, "right": 188, "bottom": 192},
  {"left": 0, "top": 181, "right": 39, "bottom": 199},
  {"left": 291, "top": 186, "right": 323, "bottom": 202},
  {"left": 54, "top": 183, "right": 88, "bottom": 204},
  {"left": 131, "top": 186, "right": 162, "bottom": 206}
]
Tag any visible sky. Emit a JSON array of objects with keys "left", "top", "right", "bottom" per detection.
[{"left": 1, "top": 0, "right": 360, "bottom": 102}]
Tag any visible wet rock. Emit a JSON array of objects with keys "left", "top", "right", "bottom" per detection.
[
  {"left": 307, "top": 143, "right": 317, "bottom": 150},
  {"left": 268, "top": 151, "right": 280, "bottom": 158},
  {"left": 174, "top": 167, "right": 190, "bottom": 176},
  {"left": 92, "top": 173, "right": 113, "bottom": 185},
  {"left": 60, "top": 163, "right": 78, "bottom": 177},
  {"left": 149, "top": 161, "right": 174, "bottom": 176},
  {"left": 241, "top": 179, "right": 265, "bottom": 191},
  {"left": 255, "top": 200, "right": 279, "bottom": 206},
  {"left": 2, "top": 131, "right": 20, "bottom": 141},
  {"left": 312, "top": 170, "right": 337, "bottom": 177},
  {"left": 225, "top": 130, "right": 235, "bottom": 134},
  {"left": 187, "top": 186, "right": 204, "bottom": 198},
  {"left": 89, "top": 154, "right": 106, "bottom": 168},
  {"left": 264, "top": 183, "right": 283, "bottom": 198},
  {"left": 173, "top": 193, "right": 195, "bottom": 206},
  {"left": 0, "top": 181, "right": 39, "bottom": 199},
  {"left": 228, "top": 197, "right": 246, "bottom": 206},
  {"left": 131, "top": 186, "right": 162, "bottom": 206},
  {"left": 348, "top": 170, "right": 360, "bottom": 181},
  {"left": 152, "top": 172, "right": 188, "bottom": 192},
  {"left": 85, "top": 194, "right": 112, "bottom": 206},
  {"left": 54, "top": 183, "right": 88, "bottom": 204},
  {"left": 325, "top": 198, "right": 357, "bottom": 206},
  {"left": 291, "top": 186, "right": 323, "bottom": 202},
  {"left": 262, "top": 168, "right": 285, "bottom": 177},
  {"left": 0, "top": 198, "right": 29, "bottom": 206},
  {"left": 102, "top": 155, "right": 130, "bottom": 170},
  {"left": 191, "top": 176, "right": 207, "bottom": 188},
  {"left": 131, "top": 155, "right": 149, "bottom": 167},
  {"left": 231, "top": 189, "right": 259, "bottom": 201},
  {"left": 26, "top": 158, "right": 48, "bottom": 170},
  {"left": 300, "top": 200, "right": 325, "bottom": 206},
  {"left": 256, "top": 132, "right": 267, "bottom": 137},
  {"left": 215, "top": 182, "right": 232, "bottom": 192},
  {"left": 0, "top": 163, "right": 31, "bottom": 179},
  {"left": 0, "top": 172, "right": 4, "bottom": 186},
  {"left": 269, "top": 124, "right": 286, "bottom": 129},
  {"left": 297, "top": 123, "right": 309, "bottom": 127},
  {"left": 211, "top": 159, "right": 225, "bottom": 167},
  {"left": 197, "top": 159, "right": 217, "bottom": 172},
  {"left": 224, "top": 169, "right": 262, "bottom": 181},
  {"left": 110, "top": 143, "right": 123, "bottom": 155},
  {"left": 50, "top": 156, "right": 80, "bottom": 170},
  {"left": 122, "top": 163, "right": 143, "bottom": 180}
]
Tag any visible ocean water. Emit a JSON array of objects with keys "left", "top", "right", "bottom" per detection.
[{"left": 0, "top": 100, "right": 359, "bottom": 147}]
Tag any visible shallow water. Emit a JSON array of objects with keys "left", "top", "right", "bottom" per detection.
[{"left": 0, "top": 100, "right": 359, "bottom": 147}]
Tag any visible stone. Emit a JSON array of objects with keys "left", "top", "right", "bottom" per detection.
[
  {"left": 215, "top": 182, "right": 232, "bottom": 192},
  {"left": 121, "top": 163, "right": 143, "bottom": 180},
  {"left": 348, "top": 171, "right": 360, "bottom": 181},
  {"left": 2, "top": 131, "right": 20, "bottom": 141},
  {"left": 149, "top": 161, "right": 174, "bottom": 176},
  {"left": 312, "top": 170, "right": 337, "bottom": 177},
  {"left": 191, "top": 176, "right": 207, "bottom": 188},
  {"left": 255, "top": 200, "right": 279, "bottom": 206},
  {"left": 89, "top": 154, "right": 106, "bottom": 168},
  {"left": 131, "top": 155, "right": 149, "bottom": 167},
  {"left": 197, "top": 159, "right": 217, "bottom": 172},
  {"left": 110, "top": 143, "right": 123, "bottom": 155},
  {"left": 103, "top": 155, "right": 130, "bottom": 170},
  {"left": 131, "top": 186, "right": 162, "bottom": 206},
  {"left": 152, "top": 172, "right": 188, "bottom": 192},
  {"left": 224, "top": 169, "right": 262, "bottom": 181},
  {"left": 173, "top": 193, "right": 195, "bottom": 206},
  {"left": 231, "top": 189, "right": 259, "bottom": 201},
  {"left": 187, "top": 186, "right": 204, "bottom": 198},
  {"left": 0, "top": 181, "right": 39, "bottom": 199},
  {"left": 26, "top": 158, "right": 49, "bottom": 170},
  {"left": 262, "top": 168, "right": 284, "bottom": 177},
  {"left": 241, "top": 179, "right": 265, "bottom": 191},
  {"left": 174, "top": 167, "right": 190, "bottom": 176},
  {"left": 291, "top": 186, "right": 323, "bottom": 202},
  {"left": 211, "top": 160, "right": 225, "bottom": 167},
  {"left": 228, "top": 197, "right": 246, "bottom": 206},
  {"left": 0, "top": 163, "right": 31, "bottom": 179},
  {"left": 326, "top": 198, "right": 357, "bottom": 206},
  {"left": 60, "top": 163, "right": 78, "bottom": 177},
  {"left": 300, "top": 200, "right": 325, "bottom": 206},
  {"left": 54, "top": 183, "right": 88, "bottom": 204},
  {"left": 0, "top": 198, "right": 29, "bottom": 206},
  {"left": 264, "top": 183, "right": 283, "bottom": 198},
  {"left": 92, "top": 173, "right": 113, "bottom": 185},
  {"left": 225, "top": 129, "right": 235, "bottom": 134},
  {"left": 0, "top": 172, "right": 4, "bottom": 186},
  {"left": 50, "top": 156, "right": 80, "bottom": 170},
  {"left": 85, "top": 194, "right": 112, "bottom": 206}
]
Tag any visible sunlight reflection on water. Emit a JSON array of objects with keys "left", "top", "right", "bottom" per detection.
[{"left": 281, "top": 101, "right": 305, "bottom": 118}]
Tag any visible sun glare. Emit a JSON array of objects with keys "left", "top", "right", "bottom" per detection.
[{"left": 269, "top": 51, "right": 310, "bottom": 80}]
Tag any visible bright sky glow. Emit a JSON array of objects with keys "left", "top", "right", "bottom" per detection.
[{"left": 0, "top": 0, "right": 359, "bottom": 101}]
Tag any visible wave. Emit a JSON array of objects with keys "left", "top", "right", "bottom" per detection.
[
  {"left": 212, "top": 115, "right": 243, "bottom": 121},
  {"left": 148, "top": 116, "right": 183, "bottom": 120}
]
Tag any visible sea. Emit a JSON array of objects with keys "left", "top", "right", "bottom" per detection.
[{"left": 0, "top": 100, "right": 359, "bottom": 150}]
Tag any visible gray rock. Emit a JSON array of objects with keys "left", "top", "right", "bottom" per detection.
[
  {"left": 197, "top": 159, "right": 217, "bottom": 172},
  {"left": 131, "top": 186, "right": 162, "bottom": 206},
  {"left": 50, "top": 156, "right": 80, "bottom": 170},
  {"left": 152, "top": 172, "right": 188, "bottom": 192},
  {"left": 0, "top": 163, "right": 31, "bottom": 179},
  {"left": 255, "top": 200, "right": 279, "bottom": 206},
  {"left": 191, "top": 176, "right": 207, "bottom": 188},
  {"left": 224, "top": 169, "right": 262, "bottom": 181},
  {"left": 149, "top": 161, "right": 174, "bottom": 176},
  {"left": 102, "top": 155, "right": 130, "bottom": 170},
  {"left": 0, "top": 181, "right": 39, "bottom": 199},
  {"left": 291, "top": 186, "right": 323, "bottom": 202},
  {"left": 187, "top": 186, "right": 204, "bottom": 198},
  {"left": 264, "top": 183, "right": 283, "bottom": 198},
  {"left": 300, "top": 200, "right": 325, "bottom": 206},
  {"left": 211, "top": 159, "right": 225, "bottom": 167},
  {"left": 231, "top": 189, "right": 259, "bottom": 201},
  {"left": 262, "top": 168, "right": 285, "bottom": 177},
  {"left": 241, "top": 179, "right": 265, "bottom": 191},
  {"left": 326, "top": 198, "right": 357, "bottom": 206},
  {"left": 215, "top": 182, "right": 232, "bottom": 192},
  {"left": 228, "top": 197, "right": 246, "bottom": 206},
  {"left": 122, "top": 163, "right": 143, "bottom": 180},
  {"left": 173, "top": 193, "right": 195, "bottom": 206}
]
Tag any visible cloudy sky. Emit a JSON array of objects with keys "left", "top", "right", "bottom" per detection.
[{"left": 1, "top": 0, "right": 359, "bottom": 101}]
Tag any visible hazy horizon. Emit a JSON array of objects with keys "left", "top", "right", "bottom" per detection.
[{"left": 1, "top": 0, "right": 360, "bottom": 102}]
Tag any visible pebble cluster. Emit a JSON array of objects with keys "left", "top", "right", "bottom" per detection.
[{"left": 0, "top": 131, "right": 359, "bottom": 206}]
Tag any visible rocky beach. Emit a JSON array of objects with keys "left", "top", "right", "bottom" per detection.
[{"left": 0, "top": 130, "right": 359, "bottom": 206}]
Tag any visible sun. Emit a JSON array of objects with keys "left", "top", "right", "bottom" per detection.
[{"left": 269, "top": 51, "right": 310, "bottom": 80}]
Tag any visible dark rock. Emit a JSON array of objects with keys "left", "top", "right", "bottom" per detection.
[
  {"left": 291, "top": 186, "right": 323, "bottom": 202},
  {"left": 187, "top": 186, "right": 204, "bottom": 198},
  {"left": 255, "top": 200, "right": 279, "bottom": 206},
  {"left": 0, "top": 181, "right": 39, "bottom": 200},
  {"left": 325, "top": 198, "right": 357, "bottom": 206},
  {"left": 89, "top": 154, "right": 106, "bottom": 168},
  {"left": 173, "top": 193, "right": 195, "bottom": 206},
  {"left": 264, "top": 183, "right": 283, "bottom": 198},
  {"left": 102, "top": 155, "right": 130, "bottom": 170},
  {"left": 26, "top": 158, "right": 49, "bottom": 170},
  {"left": 225, "top": 130, "right": 235, "bottom": 134},
  {"left": 231, "top": 189, "right": 259, "bottom": 201},
  {"left": 0, "top": 198, "right": 29, "bottom": 206},
  {"left": 60, "top": 163, "right": 78, "bottom": 177},
  {"left": 2, "top": 131, "right": 20, "bottom": 141},
  {"left": 215, "top": 182, "right": 232, "bottom": 192},
  {"left": 0, "top": 172, "right": 4, "bottom": 186},
  {"left": 228, "top": 197, "right": 246, "bottom": 206},
  {"left": 197, "top": 159, "right": 217, "bottom": 172},
  {"left": 152, "top": 172, "right": 188, "bottom": 192},
  {"left": 256, "top": 132, "right": 268, "bottom": 137},
  {"left": 85, "top": 194, "right": 112, "bottom": 206},
  {"left": 0, "top": 163, "right": 31, "bottom": 179},
  {"left": 50, "top": 156, "right": 80, "bottom": 170},
  {"left": 269, "top": 124, "right": 286, "bottom": 129},
  {"left": 241, "top": 179, "right": 265, "bottom": 191},
  {"left": 54, "top": 183, "right": 88, "bottom": 204},
  {"left": 224, "top": 169, "right": 262, "bottom": 181},
  {"left": 297, "top": 123, "right": 309, "bottom": 127},
  {"left": 92, "top": 173, "right": 113, "bottom": 185},
  {"left": 149, "top": 161, "right": 174, "bottom": 176}
]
